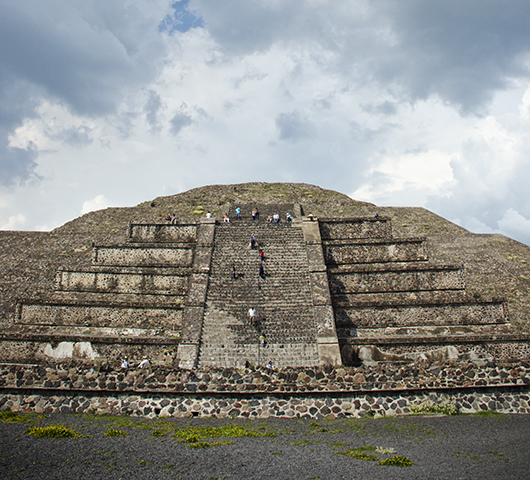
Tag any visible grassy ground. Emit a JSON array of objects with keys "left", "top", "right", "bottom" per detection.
[{"left": 1, "top": 411, "right": 528, "bottom": 479}]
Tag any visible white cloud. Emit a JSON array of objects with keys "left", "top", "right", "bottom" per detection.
[
  {"left": 497, "top": 208, "right": 530, "bottom": 245},
  {"left": 1, "top": 214, "right": 26, "bottom": 230},
  {"left": 81, "top": 194, "right": 111, "bottom": 215}
]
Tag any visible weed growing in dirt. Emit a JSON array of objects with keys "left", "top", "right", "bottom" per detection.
[
  {"left": 0, "top": 411, "right": 25, "bottom": 423},
  {"left": 380, "top": 455, "right": 413, "bottom": 467},
  {"left": 411, "top": 399, "right": 459, "bottom": 416},
  {"left": 26, "top": 425, "right": 87, "bottom": 438},
  {"left": 104, "top": 428, "right": 128, "bottom": 437}
]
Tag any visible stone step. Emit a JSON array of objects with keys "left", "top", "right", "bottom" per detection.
[
  {"left": 128, "top": 223, "right": 197, "bottom": 243},
  {"left": 47, "top": 291, "right": 186, "bottom": 308},
  {"left": 319, "top": 218, "right": 392, "bottom": 240},
  {"left": 93, "top": 245, "right": 194, "bottom": 267},
  {"left": 15, "top": 301, "right": 183, "bottom": 329},
  {"left": 199, "top": 343, "right": 319, "bottom": 368},
  {"left": 334, "top": 301, "right": 508, "bottom": 329},
  {"left": 55, "top": 270, "right": 189, "bottom": 295},
  {"left": 332, "top": 290, "right": 473, "bottom": 307},
  {"left": 342, "top": 323, "right": 517, "bottom": 339},
  {"left": 324, "top": 239, "right": 427, "bottom": 264},
  {"left": 199, "top": 219, "right": 317, "bottom": 367},
  {"left": 328, "top": 267, "right": 465, "bottom": 294}
]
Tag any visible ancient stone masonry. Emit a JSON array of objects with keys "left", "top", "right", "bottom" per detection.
[
  {"left": 2, "top": 195, "right": 530, "bottom": 418},
  {"left": 2, "top": 208, "right": 529, "bottom": 370},
  {"left": 1, "top": 223, "right": 206, "bottom": 366},
  {"left": 1, "top": 362, "right": 530, "bottom": 418},
  {"left": 319, "top": 217, "right": 530, "bottom": 366}
]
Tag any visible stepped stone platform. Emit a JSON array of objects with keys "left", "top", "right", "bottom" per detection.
[
  {"left": 1, "top": 183, "right": 530, "bottom": 417},
  {"left": 1, "top": 202, "right": 528, "bottom": 370}
]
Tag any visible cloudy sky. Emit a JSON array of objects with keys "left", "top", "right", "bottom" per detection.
[{"left": 1, "top": 1, "right": 530, "bottom": 245}]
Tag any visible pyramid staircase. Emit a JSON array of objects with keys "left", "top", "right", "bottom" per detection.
[{"left": 199, "top": 220, "right": 318, "bottom": 367}]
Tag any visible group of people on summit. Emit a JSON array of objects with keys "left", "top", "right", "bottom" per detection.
[{"left": 217, "top": 207, "right": 292, "bottom": 223}]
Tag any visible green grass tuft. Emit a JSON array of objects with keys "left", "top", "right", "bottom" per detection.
[
  {"left": 26, "top": 425, "right": 85, "bottom": 439},
  {"left": 104, "top": 428, "right": 128, "bottom": 437},
  {"left": 380, "top": 455, "right": 413, "bottom": 467}
]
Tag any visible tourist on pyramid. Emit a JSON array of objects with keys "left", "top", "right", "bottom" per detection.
[
  {"left": 259, "top": 264, "right": 265, "bottom": 280},
  {"left": 235, "top": 206, "right": 241, "bottom": 220},
  {"left": 250, "top": 234, "right": 256, "bottom": 249}
]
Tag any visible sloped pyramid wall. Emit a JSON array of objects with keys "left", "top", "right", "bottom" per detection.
[
  {"left": 320, "top": 217, "right": 530, "bottom": 364},
  {"left": 1, "top": 206, "right": 528, "bottom": 368}
]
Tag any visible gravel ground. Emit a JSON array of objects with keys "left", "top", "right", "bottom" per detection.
[{"left": 1, "top": 412, "right": 529, "bottom": 479}]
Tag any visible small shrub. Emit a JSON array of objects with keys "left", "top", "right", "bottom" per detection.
[
  {"left": 26, "top": 425, "right": 82, "bottom": 438},
  {"left": 104, "top": 428, "right": 128, "bottom": 437},
  {"left": 380, "top": 455, "right": 413, "bottom": 467},
  {"left": 411, "top": 399, "right": 458, "bottom": 416},
  {"left": 336, "top": 447, "right": 379, "bottom": 462},
  {"left": 0, "top": 411, "right": 25, "bottom": 422}
]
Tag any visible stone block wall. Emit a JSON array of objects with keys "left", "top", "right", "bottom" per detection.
[
  {"left": 355, "top": 340, "right": 530, "bottom": 363},
  {"left": 0, "top": 340, "right": 179, "bottom": 365},
  {"left": 1, "top": 362, "right": 529, "bottom": 418},
  {"left": 55, "top": 270, "right": 189, "bottom": 295},
  {"left": 320, "top": 218, "right": 392, "bottom": 240},
  {"left": 324, "top": 239, "right": 427, "bottom": 264},
  {"left": 16, "top": 303, "right": 183, "bottom": 329},
  {"left": 335, "top": 301, "right": 507, "bottom": 329},
  {"left": 93, "top": 246, "right": 193, "bottom": 267},
  {"left": 332, "top": 289, "right": 474, "bottom": 308},
  {"left": 329, "top": 267, "right": 464, "bottom": 295},
  {"left": 128, "top": 224, "right": 197, "bottom": 243}
]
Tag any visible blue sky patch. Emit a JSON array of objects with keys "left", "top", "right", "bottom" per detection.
[{"left": 159, "top": 0, "right": 204, "bottom": 34}]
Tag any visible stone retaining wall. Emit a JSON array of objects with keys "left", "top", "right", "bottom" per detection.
[
  {"left": 1, "top": 362, "right": 530, "bottom": 418},
  {"left": 329, "top": 269, "right": 464, "bottom": 294},
  {"left": 320, "top": 219, "right": 392, "bottom": 240},
  {"left": 335, "top": 302, "right": 507, "bottom": 328},
  {"left": 93, "top": 246, "right": 193, "bottom": 267},
  {"left": 55, "top": 270, "right": 189, "bottom": 295},
  {"left": 0, "top": 341, "right": 179, "bottom": 365},
  {"left": 128, "top": 224, "right": 197, "bottom": 243},
  {"left": 2, "top": 389, "right": 530, "bottom": 418},
  {"left": 1, "top": 362, "right": 528, "bottom": 395},
  {"left": 16, "top": 303, "right": 184, "bottom": 328},
  {"left": 324, "top": 240, "right": 427, "bottom": 264}
]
